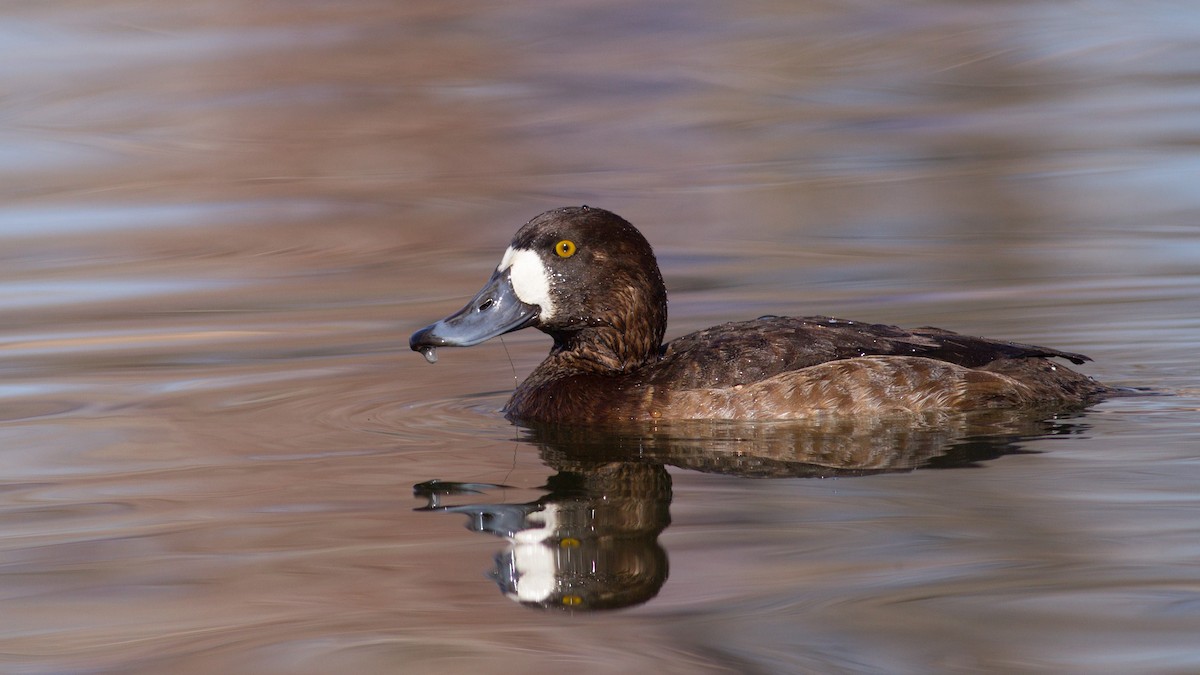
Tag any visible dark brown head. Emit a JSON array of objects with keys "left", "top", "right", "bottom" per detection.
[{"left": 410, "top": 206, "right": 668, "bottom": 371}]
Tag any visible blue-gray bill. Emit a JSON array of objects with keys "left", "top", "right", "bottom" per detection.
[{"left": 410, "top": 268, "right": 539, "bottom": 363}]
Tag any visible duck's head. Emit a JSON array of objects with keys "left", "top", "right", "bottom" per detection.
[{"left": 410, "top": 206, "right": 668, "bottom": 371}]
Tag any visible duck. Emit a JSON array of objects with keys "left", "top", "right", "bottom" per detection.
[{"left": 410, "top": 206, "right": 1111, "bottom": 424}]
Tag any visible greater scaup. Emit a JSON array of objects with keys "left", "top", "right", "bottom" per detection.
[{"left": 410, "top": 206, "right": 1111, "bottom": 424}]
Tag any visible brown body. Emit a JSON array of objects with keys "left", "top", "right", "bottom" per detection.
[
  {"left": 411, "top": 207, "right": 1112, "bottom": 425},
  {"left": 505, "top": 316, "right": 1108, "bottom": 423}
]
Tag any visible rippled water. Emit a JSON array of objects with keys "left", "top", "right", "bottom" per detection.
[{"left": 3, "top": 1, "right": 1200, "bottom": 673}]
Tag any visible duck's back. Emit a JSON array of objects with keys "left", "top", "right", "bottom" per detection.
[{"left": 645, "top": 316, "right": 1092, "bottom": 390}]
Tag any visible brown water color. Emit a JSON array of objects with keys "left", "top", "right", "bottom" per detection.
[{"left": 3, "top": 1, "right": 1200, "bottom": 673}]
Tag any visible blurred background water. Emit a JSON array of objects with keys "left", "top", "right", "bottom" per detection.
[{"left": 2, "top": 1, "right": 1199, "bottom": 673}]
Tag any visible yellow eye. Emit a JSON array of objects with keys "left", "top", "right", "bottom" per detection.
[{"left": 555, "top": 239, "right": 577, "bottom": 258}]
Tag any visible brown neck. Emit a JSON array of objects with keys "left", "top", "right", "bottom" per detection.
[
  {"left": 550, "top": 286, "right": 667, "bottom": 373},
  {"left": 550, "top": 325, "right": 659, "bottom": 373}
]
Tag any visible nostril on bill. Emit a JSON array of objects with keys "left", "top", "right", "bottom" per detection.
[{"left": 478, "top": 298, "right": 494, "bottom": 312}]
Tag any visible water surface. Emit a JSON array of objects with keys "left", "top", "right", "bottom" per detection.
[{"left": 3, "top": 1, "right": 1200, "bottom": 673}]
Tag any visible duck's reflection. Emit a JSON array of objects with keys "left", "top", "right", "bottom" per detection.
[
  {"left": 415, "top": 411, "right": 1087, "bottom": 611},
  {"left": 416, "top": 460, "right": 670, "bottom": 610}
]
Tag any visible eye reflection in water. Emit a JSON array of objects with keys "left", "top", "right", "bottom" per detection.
[{"left": 415, "top": 412, "right": 1089, "bottom": 612}]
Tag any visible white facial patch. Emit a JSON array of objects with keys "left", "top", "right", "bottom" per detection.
[
  {"left": 509, "top": 542, "right": 556, "bottom": 602},
  {"left": 497, "top": 246, "right": 555, "bottom": 318},
  {"left": 507, "top": 505, "right": 560, "bottom": 603}
]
